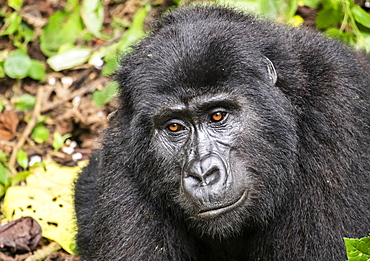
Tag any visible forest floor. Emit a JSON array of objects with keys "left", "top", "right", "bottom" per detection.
[{"left": 0, "top": 1, "right": 319, "bottom": 260}]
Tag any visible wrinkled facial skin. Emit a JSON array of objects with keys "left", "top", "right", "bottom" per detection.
[{"left": 152, "top": 93, "right": 259, "bottom": 237}]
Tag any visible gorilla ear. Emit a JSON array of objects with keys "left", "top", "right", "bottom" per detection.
[{"left": 263, "top": 55, "right": 277, "bottom": 85}]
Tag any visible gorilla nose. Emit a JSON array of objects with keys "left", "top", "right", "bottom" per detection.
[
  {"left": 190, "top": 166, "right": 221, "bottom": 186},
  {"left": 185, "top": 155, "right": 225, "bottom": 187}
]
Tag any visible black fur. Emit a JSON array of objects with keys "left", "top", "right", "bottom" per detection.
[{"left": 74, "top": 5, "right": 370, "bottom": 260}]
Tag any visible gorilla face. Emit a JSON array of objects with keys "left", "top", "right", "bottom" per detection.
[
  {"left": 151, "top": 93, "right": 258, "bottom": 237},
  {"left": 146, "top": 65, "right": 296, "bottom": 238}
]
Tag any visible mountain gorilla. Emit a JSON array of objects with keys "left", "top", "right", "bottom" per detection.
[{"left": 74, "top": 5, "right": 370, "bottom": 261}]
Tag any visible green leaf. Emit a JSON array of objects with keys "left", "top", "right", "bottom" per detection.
[
  {"left": 352, "top": 5, "right": 370, "bottom": 29},
  {"left": 19, "top": 22, "right": 35, "bottom": 43},
  {"left": 302, "top": 0, "right": 320, "bottom": 8},
  {"left": 15, "top": 94, "right": 36, "bottom": 111},
  {"left": 0, "top": 12, "right": 22, "bottom": 36},
  {"left": 0, "top": 163, "right": 8, "bottom": 186},
  {"left": 32, "top": 125, "right": 50, "bottom": 144},
  {"left": 29, "top": 60, "right": 46, "bottom": 81},
  {"left": 4, "top": 49, "right": 32, "bottom": 79},
  {"left": 81, "top": 0, "right": 105, "bottom": 38},
  {"left": 93, "top": 81, "right": 118, "bottom": 107},
  {"left": 0, "top": 150, "right": 7, "bottom": 163},
  {"left": 10, "top": 171, "right": 30, "bottom": 186},
  {"left": 16, "top": 149, "right": 28, "bottom": 169},
  {"left": 316, "top": 8, "right": 343, "bottom": 29},
  {"left": 117, "top": 7, "right": 147, "bottom": 53},
  {"left": 325, "top": 28, "right": 356, "bottom": 46},
  {"left": 101, "top": 51, "right": 118, "bottom": 76},
  {"left": 8, "top": 0, "right": 23, "bottom": 10},
  {"left": 53, "top": 132, "right": 72, "bottom": 151},
  {"left": 0, "top": 63, "right": 5, "bottom": 78},
  {"left": 40, "top": 9, "right": 83, "bottom": 57},
  {"left": 47, "top": 47, "right": 92, "bottom": 71},
  {"left": 344, "top": 237, "right": 370, "bottom": 261},
  {"left": 0, "top": 98, "right": 3, "bottom": 112}
]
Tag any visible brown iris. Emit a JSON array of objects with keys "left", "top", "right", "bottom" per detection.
[
  {"left": 211, "top": 111, "right": 226, "bottom": 122},
  {"left": 168, "top": 123, "right": 184, "bottom": 132}
]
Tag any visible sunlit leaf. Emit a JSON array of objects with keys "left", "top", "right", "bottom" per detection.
[
  {"left": 4, "top": 50, "right": 32, "bottom": 79},
  {"left": 117, "top": 7, "right": 147, "bottom": 53},
  {"left": 8, "top": 0, "right": 23, "bottom": 10},
  {"left": 2, "top": 160, "right": 87, "bottom": 254},
  {"left": 301, "top": 0, "right": 320, "bottom": 8},
  {"left": 0, "top": 63, "right": 5, "bottom": 78},
  {"left": 16, "top": 149, "right": 28, "bottom": 169},
  {"left": 0, "top": 13, "right": 22, "bottom": 36},
  {"left": 344, "top": 237, "right": 370, "bottom": 261},
  {"left": 29, "top": 60, "right": 46, "bottom": 81},
  {"left": 40, "top": 9, "right": 83, "bottom": 57},
  {"left": 93, "top": 81, "right": 118, "bottom": 107},
  {"left": 47, "top": 48, "right": 91, "bottom": 71},
  {"left": 351, "top": 5, "right": 370, "bottom": 29},
  {"left": 316, "top": 8, "right": 343, "bottom": 29},
  {"left": 10, "top": 171, "right": 30, "bottom": 186},
  {"left": 101, "top": 50, "right": 118, "bottom": 76},
  {"left": 0, "top": 163, "right": 8, "bottom": 186},
  {"left": 81, "top": 0, "right": 105, "bottom": 38},
  {"left": 15, "top": 94, "right": 36, "bottom": 111},
  {"left": 53, "top": 132, "right": 72, "bottom": 151},
  {"left": 32, "top": 125, "right": 50, "bottom": 144}
]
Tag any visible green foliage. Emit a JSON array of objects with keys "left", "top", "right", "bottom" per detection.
[
  {"left": 16, "top": 149, "right": 28, "bottom": 169},
  {"left": 217, "top": 0, "right": 298, "bottom": 21},
  {"left": 53, "top": 132, "right": 72, "bottom": 152},
  {"left": 93, "top": 82, "right": 118, "bottom": 107},
  {"left": 4, "top": 49, "right": 31, "bottom": 79},
  {"left": 316, "top": 6, "right": 343, "bottom": 29},
  {"left": 15, "top": 94, "right": 36, "bottom": 111},
  {"left": 0, "top": 162, "right": 9, "bottom": 197},
  {"left": 100, "top": 6, "right": 148, "bottom": 76},
  {"left": 40, "top": 9, "right": 84, "bottom": 57},
  {"left": 314, "top": 0, "right": 370, "bottom": 51},
  {"left": 1, "top": 12, "right": 22, "bottom": 36},
  {"left": 344, "top": 237, "right": 370, "bottom": 260},
  {"left": 0, "top": 150, "right": 29, "bottom": 197},
  {"left": 3, "top": 50, "right": 46, "bottom": 80},
  {"left": 28, "top": 60, "right": 46, "bottom": 81},
  {"left": 32, "top": 125, "right": 50, "bottom": 144},
  {"left": 47, "top": 47, "right": 92, "bottom": 71},
  {"left": 8, "top": 0, "right": 23, "bottom": 10},
  {"left": 81, "top": 0, "right": 106, "bottom": 39}
]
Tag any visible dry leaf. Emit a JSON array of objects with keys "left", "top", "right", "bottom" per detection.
[
  {"left": 0, "top": 111, "right": 19, "bottom": 141},
  {"left": 0, "top": 217, "right": 42, "bottom": 253}
]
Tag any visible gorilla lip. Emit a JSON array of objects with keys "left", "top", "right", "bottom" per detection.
[{"left": 197, "top": 190, "right": 249, "bottom": 218}]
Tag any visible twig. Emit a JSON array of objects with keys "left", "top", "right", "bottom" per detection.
[
  {"left": 41, "top": 84, "right": 95, "bottom": 113},
  {"left": 24, "top": 242, "right": 61, "bottom": 261},
  {"left": 8, "top": 85, "right": 44, "bottom": 177}
]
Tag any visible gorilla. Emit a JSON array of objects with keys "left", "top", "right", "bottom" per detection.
[{"left": 74, "top": 5, "right": 370, "bottom": 261}]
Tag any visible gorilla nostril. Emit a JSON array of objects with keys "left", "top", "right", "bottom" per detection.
[{"left": 203, "top": 167, "right": 220, "bottom": 186}]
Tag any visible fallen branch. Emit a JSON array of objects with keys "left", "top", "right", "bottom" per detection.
[
  {"left": 8, "top": 86, "right": 44, "bottom": 176},
  {"left": 24, "top": 242, "right": 61, "bottom": 261}
]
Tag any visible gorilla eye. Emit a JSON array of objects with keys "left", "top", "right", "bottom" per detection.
[
  {"left": 168, "top": 123, "right": 185, "bottom": 132},
  {"left": 211, "top": 111, "right": 226, "bottom": 122}
]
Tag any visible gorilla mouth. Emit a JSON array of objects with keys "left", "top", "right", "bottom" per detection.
[{"left": 197, "top": 190, "right": 249, "bottom": 218}]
